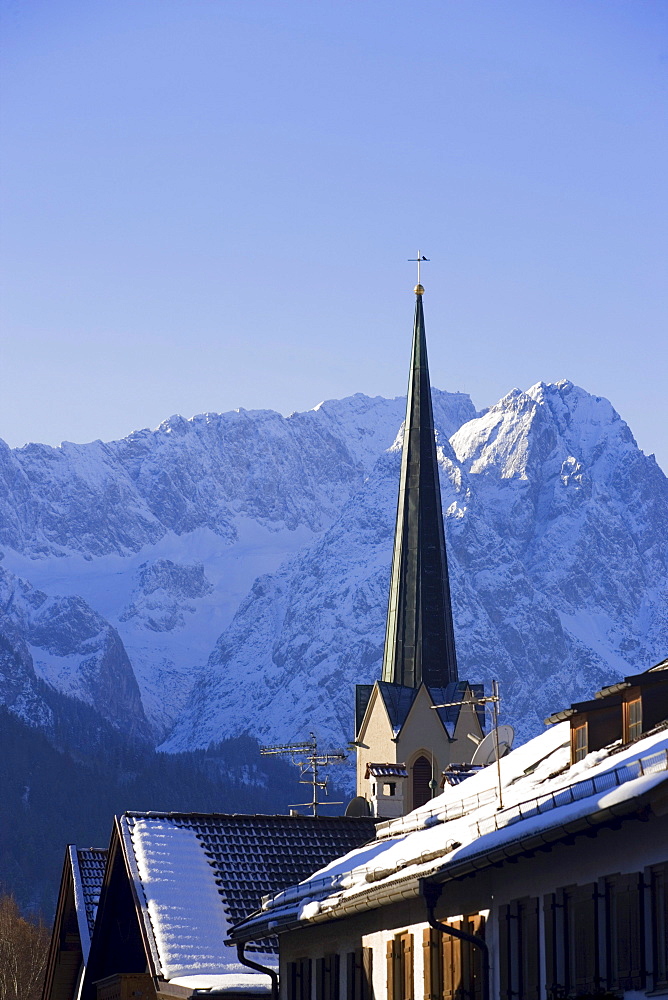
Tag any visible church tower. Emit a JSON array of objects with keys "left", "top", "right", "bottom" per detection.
[{"left": 354, "top": 275, "right": 485, "bottom": 817}]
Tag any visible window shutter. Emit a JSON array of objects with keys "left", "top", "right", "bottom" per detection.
[
  {"left": 316, "top": 957, "right": 324, "bottom": 1000},
  {"left": 544, "top": 893, "right": 559, "bottom": 997},
  {"left": 567, "top": 884, "right": 598, "bottom": 994},
  {"left": 362, "top": 947, "right": 373, "bottom": 1000},
  {"left": 467, "top": 914, "right": 485, "bottom": 1000},
  {"left": 347, "top": 952, "right": 356, "bottom": 1000},
  {"left": 520, "top": 898, "right": 540, "bottom": 1000},
  {"left": 402, "top": 932, "right": 414, "bottom": 1000},
  {"left": 441, "top": 929, "right": 455, "bottom": 1000},
  {"left": 423, "top": 927, "right": 440, "bottom": 1000},
  {"left": 388, "top": 939, "right": 396, "bottom": 1000},
  {"left": 651, "top": 864, "right": 668, "bottom": 989},
  {"left": 607, "top": 873, "right": 644, "bottom": 990},
  {"left": 499, "top": 906, "right": 511, "bottom": 1000},
  {"left": 452, "top": 922, "right": 463, "bottom": 1000},
  {"left": 331, "top": 954, "right": 341, "bottom": 1000},
  {"left": 287, "top": 962, "right": 297, "bottom": 1000},
  {"left": 301, "top": 958, "right": 312, "bottom": 1000}
]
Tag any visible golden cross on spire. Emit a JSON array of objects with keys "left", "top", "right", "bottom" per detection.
[{"left": 408, "top": 251, "right": 429, "bottom": 289}]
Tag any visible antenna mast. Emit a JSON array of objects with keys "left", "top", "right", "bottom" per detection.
[
  {"left": 260, "top": 732, "right": 348, "bottom": 817},
  {"left": 430, "top": 681, "right": 506, "bottom": 809}
]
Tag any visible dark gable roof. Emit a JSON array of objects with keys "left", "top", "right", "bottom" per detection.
[
  {"left": 75, "top": 848, "right": 108, "bottom": 940},
  {"left": 375, "top": 680, "right": 485, "bottom": 739},
  {"left": 428, "top": 682, "right": 485, "bottom": 737},
  {"left": 42, "top": 846, "right": 108, "bottom": 1000}
]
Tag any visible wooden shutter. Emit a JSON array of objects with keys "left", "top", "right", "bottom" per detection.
[
  {"left": 498, "top": 905, "right": 511, "bottom": 1000},
  {"left": 518, "top": 898, "right": 540, "bottom": 1000},
  {"left": 401, "top": 932, "right": 414, "bottom": 1000},
  {"left": 543, "top": 893, "right": 561, "bottom": 997},
  {"left": 440, "top": 922, "right": 462, "bottom": 1000},
  {"left": 317, "top": 954, "right": 339, "bottom": 1000},
  {"left": 362, "top": 946, "right": 373, "bottom": 1000},
  {"left": 347, "top": 953, "right": 356, "bottom": 1000},
  {"left": 423, "top": 927, "right": 440, "bottom": 1000},
  {"left": 651, "top": 864, "right": 668, "bottom": 989},
  {"left": 607, "top": 873, "right": 644, "bottom": 990},
  {"left": 462, "top": 915, "right": 485, "bottom": 1000},
  {"left": 291, "top": 958, "right": 311, "bottom": 1000},
  {"left": 566, "top": 884, "right": 599, "bottom": 994},
  {"left": 287, "top": 962, "right": 298, "bottom": 1000},
  {"left": 301, "top": 957, "right": 312, "bottom": 1000},
  {"left": 388, "top": 939, "right": 396, "bottom": 1000}
]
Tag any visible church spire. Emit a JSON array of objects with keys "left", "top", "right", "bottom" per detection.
[{"left": 380, "top": 277, "right": 459, "bottom": 689}]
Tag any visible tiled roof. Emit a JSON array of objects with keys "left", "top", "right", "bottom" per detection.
[
  {"left": 122, "top": 812, "right": 376, "bottom": 964},
  {"left": 75, "top": 848, "right": 108, "bottom": 938},
  {"left": 366, "top": 763, "right": 408, "bottom": 778},
  {"left": 428, "top": 682, "right": 485, "bottom": 737},
  {"left": 441, "top": 763, "right": 485, "bottom": 786}
]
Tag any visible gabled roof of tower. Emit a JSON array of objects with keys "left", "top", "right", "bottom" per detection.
[
  {"left": 366, "top": 680, "right": 484, "bottom": 741},
  {"left": 381, "top": 285, "right": 459, "bottom": 689}
]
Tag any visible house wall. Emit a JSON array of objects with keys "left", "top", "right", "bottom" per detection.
[{"left": 278, "top": 811, "right": 668, "bottom": 1000}]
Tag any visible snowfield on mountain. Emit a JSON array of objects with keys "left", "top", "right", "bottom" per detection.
[{"left": 1, "top": 381, "right": 666, "bottom": 757}]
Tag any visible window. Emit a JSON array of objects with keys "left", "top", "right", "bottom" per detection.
[
  {"left": 605, "top": 873, "right": 644, "bottom": 990},
  {"left": 316, "top": 954, "right": 340, "bottom": 1000},
  {"left": 624, "top": 694, "right": 642, "bottom": 742},
  {"left": 412, "top": 756, "right": 432, "bottom": 809},
  {"left": 650, "top": 863, "right": 668, "bottom": 990},
  {"left": 499, "top": 898, "right": 540, "bottom": 1000},
  {"left": 287, "top": 958, "right": 312, "bottom": 1000},
  {"left": 347, "top": 947, "right": 373, "bottom": 1000},
  {"left": 423, "top": 916, "right": 485, "bottom": 1000},
  {"left": 384, "top": 782, "right": 396, "bottom": 796},
  {"left": 545, "top": 885, "right": 600, "bottom": 996},
  {"left": 571, "top": 721, "right": 588, "bottom": 763},
  {"left": 387, "top": 931, "right": 413, "bottom": 1000}
]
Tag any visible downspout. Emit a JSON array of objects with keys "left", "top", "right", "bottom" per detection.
[
  {"left": 237, "top": 942, "right": 279, "bottom": 1000},
  {"left": 420, "top": 880, "right": 490, "bottom": 1000}
]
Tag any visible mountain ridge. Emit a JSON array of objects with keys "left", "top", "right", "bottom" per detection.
[{"left": 1, "top": 382, "right": 666, "bottom": 760}]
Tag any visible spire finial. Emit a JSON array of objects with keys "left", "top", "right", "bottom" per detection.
[{"left": 408, "top": 251, "right": 428, "bottom": 294}]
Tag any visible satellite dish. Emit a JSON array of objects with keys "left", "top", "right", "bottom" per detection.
[
  {"left": 470, "top": 725, "right": 514, "bottom": 767},
  {"left": 345, "top": 795, "right": 372, "bottom": 817}
]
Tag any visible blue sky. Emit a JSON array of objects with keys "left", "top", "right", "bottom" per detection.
[{"left": 1, "top": 0, "right": 667, "bottom": 468}]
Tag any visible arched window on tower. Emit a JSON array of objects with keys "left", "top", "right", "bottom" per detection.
[{"left": 411, "top": 755, "right": 432, "bottom": 809}]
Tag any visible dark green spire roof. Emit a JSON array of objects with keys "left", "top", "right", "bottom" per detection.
[{"left": 380, "top": 288, "right": 459, "bottom": 688}]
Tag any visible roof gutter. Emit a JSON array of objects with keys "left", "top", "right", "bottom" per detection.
[{"left": 229, "top": 779, "right": 662, "bottom": 944}]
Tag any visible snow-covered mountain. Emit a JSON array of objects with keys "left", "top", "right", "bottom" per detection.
[{"left": 1, "top": 382, "right": 666, "bottom": 754}]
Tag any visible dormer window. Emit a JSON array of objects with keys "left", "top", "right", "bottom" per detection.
[
  {"left": 624, "top": 693, "right": 642, "bottom": 743},
  {"left": 572, "top": 721, "right": 588, "bottom": 763}
]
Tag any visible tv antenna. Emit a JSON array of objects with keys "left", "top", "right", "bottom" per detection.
[
  {"left": 260, "top": 732, "right": 348, "bottom": 817},
  {"left": 431, "top": 680, "right": 512, "bottom": 809}
]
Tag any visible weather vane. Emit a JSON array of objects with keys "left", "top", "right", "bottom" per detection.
[{"left": 408, "top": 251, "right": 429, "bottom": 286}]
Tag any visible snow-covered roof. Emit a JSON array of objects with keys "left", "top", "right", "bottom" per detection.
[
  {"left": 229, "top": 721, "right": 668, "bottom": 943},
  {"left": 116, "top": 811, "right": 376, "bottom": 983}
]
